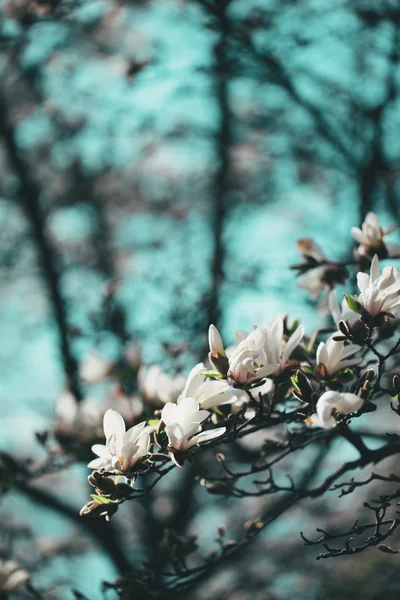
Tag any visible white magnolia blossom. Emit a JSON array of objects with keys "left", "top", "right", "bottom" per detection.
[
  {"left": 209, "top": 318, "right": 304, "bottom": 385},
  {"left": 55, "top": 390, "right": 101, "bottom": 434},
  {"left": 80, "top": 351, "right": 113, "bottom": 384},
  {"left": 328, "top": 290, "right": 358, "bottom": 327},
  {"left": 353, "top": 255, "right": 400, "bottom": 318},
  {"left": 296, "top": 238, "right": 327, "bottom": 262},
  {"left": 261, "top": 316, "right": 305, "bottom": 374},
  {"left": 178, "top": 362, "right": 246, "bottom": 409},
  {"left": 316, "top": 335, "right": 361, "bottom": 376},
  {"left": 138, "top": 364, "right": 186, "bottom": 406},
  {"left": 351, "top": 212, "right": 400, "bottom": 257},
  {"left": 0, "top": 560, "right": 29, "bottom": 593},
  {"left": 306, "top": 390, "right": 363, "bottom": 428},
  {"left": 297, "top": 266, "right": 332, "bottom": 314},
  {"left": 161, "top": 397, "right": 226, "bottom": 463},
  {"left": 88, "top": 409, "right": 151, "bottom": 474}
]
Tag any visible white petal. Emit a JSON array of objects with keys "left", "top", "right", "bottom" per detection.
[
  {"left": 103, "top": 409, "right": 125, "bottom": 439},
  {"left": 188, "top": 427, "right": 226, "bottom": 448},
  {"left": 161, "top": 402, "right": 179, "bottom": 426},
  {"left": 282, "top": 325, "right": 304, "bottom": 365},
  {"left": 91, "top": 444, "right": 111, "bottom": 459},
  {"left": 179, "top": 396, "right": 200, "bottom": 419},
  {"left": 340, "top": 344, "right": 361, "bottom": 359},
  {"left": 123, "top": 421, "right": 147, "bottom": 444},
  {"left": 336, "top": 393, "right": 363, "bottom": 414},
  {"left": 357, "top": 272, "right": 370, "bottom": 296},
  {"left": 209, "top": 324, "right": 225, "bottom": 355},
  {"left": 370, "top": 255, "right": 380, "bottom": 282},
  {"left": 316, "top": 341, "right": 328, "bottom": 367},
  {"left": 328, "top": 290, "right": 341, "bottom": 324},
  {"left": 336, "top": 357, "right": 362, "bottom": 370},
  {"left": 182, "top": 362, "right": 205, "bottom": 399},
  {"left": 306, "top": 412, "right": 336, "bottom": 429},
  {"left": 351, "top": 227, "right": 366, "bottom": 245},
  {"left": 87, "top": 457, "right": 107, "bottom": 469}
]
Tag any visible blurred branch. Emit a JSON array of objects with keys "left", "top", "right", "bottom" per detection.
[
  {"left": 0, "top": 93, "right": 82, "bottom": 401},
  {"left": 206, "top": 0, "right": 234, "bottom": 337},
  {"left": 19, "top": 483, "right": 132, "bottom": 576}
]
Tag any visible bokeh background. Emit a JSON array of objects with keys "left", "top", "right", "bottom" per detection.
[{"left": 1, "top": 0, "right": 400, "bottom": 598}]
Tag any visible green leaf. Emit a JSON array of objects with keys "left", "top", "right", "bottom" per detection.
[
  {"left": 344, "top": 294, "right": 362, "bottom": 315},
  {"left": 200, "top": 370, "right": 224, "bottom": 380},
  {"left": 288, "top": 319, "right": 299, "bottom": 335},
  {"left": 301, "top": 366, "right": 315, "bottom": 376},
  {"left": 290, "top": 376, "right": 300, "bottom": 391},
  {"left": 148, "top": 419, "right": 159, "bottom": 427},
  {"left": 91, "top": 494, "right": 111, "bottom": 505}
]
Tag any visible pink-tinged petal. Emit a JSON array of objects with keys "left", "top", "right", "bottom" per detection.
[
  {"left": 365, "top": 212, "right": 380, "bottom": 229},
  {"left": 120, "top": 442, "right": 140, "bottom": 469},
  {"left": 161, "top": 402, "right": 179, "bottom": 426},
  {"left": 103, "top": 409, "right": 125, "bottom": 439},
  {"left": 306, "top": 412, "right": 336, "bottom": 429},
  {"left": 3, "top": 569, "right": 30, "bottom": 592},
  {"left": 165, "top": 423, "right": 184, "bottom": 447},
  {"left": 91, "top": 444, "right": 110, "bottom": 459},
  {"left": 351, "top": 227, "right": 366, "bottom": 245},
  {"left": 370, "top": 255, "right": 380, "bottom": 283}
]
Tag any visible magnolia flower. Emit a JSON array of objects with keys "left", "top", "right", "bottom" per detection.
[
  {"left": 88, "top": 409, "right": 150, "bottom": 474},
  {"left": 298, "top": 264, "right": 348, "bottom": 315},
  {"left": 328, "top": 290, "right": 359, "bottom": 327},
  {"left": 296, "top": 238, "right": 327, "bottom": 263},
  {"left": 138, "top": 364, "right": 186, "bottom": 406},
  {"left": 226, "top": 327, "right": 280, "bottom": 385},
  {"left": 209, "top": 319, "right": 304, "bottom": 386},
  {"left": 161, "top": 397, "right": 226, "bottom": 465},
  {"left": 262, "top": 316, "right": 305, "bottom": 374},
  {"left": 109, "top": 385, "right": 144, "bottom": 423},
  {"left": 306, "top": 390, "right": 363, "bottom": 428},
  {"left": 80, "top": 351, "right": 113, "bottom": 384},
  {"left": 178, "top": 363, "right": 246, "bottom": 409},
  {"left": 351, "top": 212, "right": 400, "bottom": 259},
  {"left": 316, "top": 335, "right": 361, "bottom": 377},
  {"left": 349, "top": 255, "right": 400, "bottom": 319},
  {"left": 293, "top": 238, "right": 348, "bottom": 314},
  {"left": 55, "top": 390, "right": 102, "bottom": 435},
  {"left": 0, "top": 560, "right": 29, "bottom": 593}
]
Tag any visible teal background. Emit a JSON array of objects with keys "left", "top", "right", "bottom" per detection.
[{"left": 1, "top": 0, "right": 400, "bottom": 598}]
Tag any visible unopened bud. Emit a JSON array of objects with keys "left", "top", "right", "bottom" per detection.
[{"left": 218, "top": 525, "right": 226, "bottom": 537}]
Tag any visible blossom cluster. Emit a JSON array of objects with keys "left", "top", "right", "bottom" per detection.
[{"left": 77, "top": 212, "right": 400, "bottom": 518}]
